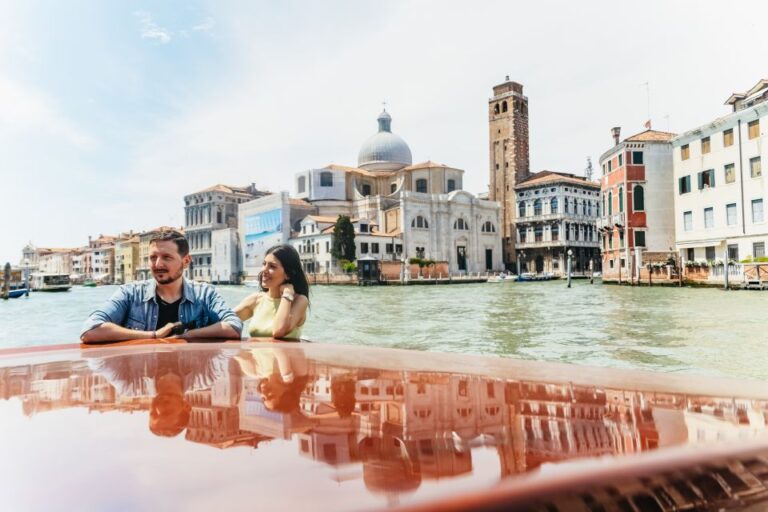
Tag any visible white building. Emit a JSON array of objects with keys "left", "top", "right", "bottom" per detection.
[
  {"left": 211, "top": 228, "right": 241, "bottom": 284},
  {"left": 673, "top": 80, "right": 768, "bottom": 263},
  {"left": 238, "top": 192, "right": 317, "bottom": 278},
  {"left": 293, "top": 110, "right": 503, "bottom": 273}
]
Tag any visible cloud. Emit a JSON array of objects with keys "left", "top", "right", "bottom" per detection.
[
  {"left": 192, "top": 17, "right": 215, "bottom": 34},
  {"left": 134, "top": 11, "right": 172, "bottom": 44}
]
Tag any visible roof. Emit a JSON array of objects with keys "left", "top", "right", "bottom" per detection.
[
  {"left": 623, "top": 129, "right": 676, "bottom": 142},
  {"left": 322, "top": 164, "right": 377, "bottom": 177},
  {"left": 401, "top": 160, "right": 450, "bottom": 171},
  {"left": 516, "top": 170, "right": 599, "bottom": 190},
  {"left": 288, "top": 198, "right": 314, "bottom": 208},
  {"left": 140, "top": 226, "right": 183, "bottom": 236},
  {"left": 725, "top": 79, "right": 768, "bottom": 105},
  {"left": 190, "top": 184, "right": 259, "bottom": 196},
  {"left": 306, "top": 215, "right": 343, "bottom": 224}
]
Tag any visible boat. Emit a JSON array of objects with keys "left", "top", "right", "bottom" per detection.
[
  {"left": 487, "top": 273, "right": 516, "bottom": 283},
  {"left": 7, "top": 287, "right": 30, "bottom": 298},
  {"left": 243, "top": 279, "right": 260, "bottom": 288},
  {"left": 516, "top": 272, "right": 555, "bottom": 282},
  {"left": 82, "top": 279, "right": 97, "bottom": 288},
  {"left": 2, "top": 339, "right": 768, "bottom": 511},
  {"left": 29, "top": 273, "right": 72, "bottom": 292}
]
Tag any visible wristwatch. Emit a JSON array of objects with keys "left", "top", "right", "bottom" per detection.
[{"left": 282, "top": 290, "right": 295, "bottom": 302}]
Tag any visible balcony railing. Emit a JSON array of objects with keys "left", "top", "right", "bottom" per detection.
[
  {"left": 516, "top": 239, "right": 598, "bottom": 249},
  {"left": 517, "top": 212, "right": 599, "bottom": 224},
  {"left": 597, "top": 212, "right": 626, "bottom": 229}
]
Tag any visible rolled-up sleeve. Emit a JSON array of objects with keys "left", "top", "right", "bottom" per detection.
[
  {"left": 80, "top": 286, "right": 131, "bottom": 338},
  {"left": 205, "top": 288, "right": 243, "bottom": 337}
]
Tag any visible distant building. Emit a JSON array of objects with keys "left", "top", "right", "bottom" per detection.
[
  {"left": 37, "top": 248, "right": 74, "bottom": 276},
  {"left": 211, "top": 228, "right": 241, "bottom": 284},
  {"left": 89, "top": 235, "right": 117, "bottom": 284},
  {"left": 238, "top": 192, "right": 317, "bottom": 278},
  {"left": 673, "top": 79, "right": 768, "bottom": 264},
  {"left": 293, "top": 109, "right": 502, "bottom": 273},
  {"left": 514, "top": 171, "right": 601, "bottom": 276},
  {"left": 598, "top": 128, "right": 676, "bottom": 282},
  {"left": 114, "top": 235, "right": 140, "bottom": 284},
  {"left": 184, "top": 184, "right": 269, "bottom": 282},
  {"left": 489, "top": 77, "right": 531, "bottom": 268}
]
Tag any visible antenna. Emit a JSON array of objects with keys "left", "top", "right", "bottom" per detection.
[{"left": 585, "top": 157, "right": 593, "bottom": 181}]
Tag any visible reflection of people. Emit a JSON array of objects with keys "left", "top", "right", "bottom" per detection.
[
  {"left": 88, "top": 350, "right": 229, "bottom": 437},
  {"left": 235, "top": 245, "right": 309, "bottom": 340},
  {"left": 80, "top": 230, "right": 242, "bottom": 343},
  {"left": 234, "top": 346, "right": 309, "bottom": 413}
]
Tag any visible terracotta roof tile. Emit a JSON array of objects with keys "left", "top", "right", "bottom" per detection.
[
  {"left": 623, "top": 129, "right": 676, "bottom": 142},
  {"left": 401, "top": 160, "right": 448, "bottom": 171},
  {"left": 516, "top": 170, "right": 599, "bottom": 190}
]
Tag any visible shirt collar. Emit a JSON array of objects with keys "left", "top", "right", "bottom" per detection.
[{"left": 143, "top": 278, "right": 193, "bottom": 303}]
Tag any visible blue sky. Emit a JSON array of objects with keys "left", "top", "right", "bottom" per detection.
[{"left": 2, "top": 0, "right": 768, "bottom": 263}]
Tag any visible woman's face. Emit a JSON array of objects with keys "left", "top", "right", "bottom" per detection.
[
  {"left": 258, "top": 373, "right": 290, "bottom": 410},
  {"left": 261, "top": 253, "right": 287, "bottom": 289}
]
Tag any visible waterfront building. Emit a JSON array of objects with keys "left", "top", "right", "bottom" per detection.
[
  {"left": 184, "top": 184, "right": 269, "bottom": 282},
  {"left": 211, "top": 227, "right": 241, "bottom": 284},
  {"left": 514, "top": 171, "right": 601, "bottom": 276},
  {"left": 238, "top": 192, "right": 317, "bottom": 278},
  {"left": 19, "top": 243, "right": 40, "bottom": 272},
  {"left": 598, "top": 128, "right": 676, "bottom": 282},
  {"left": 673, "top": 79, "right": 768, "bottom": 264},
  {"left": 290, "top": 215, "right": 402, "bottom": 274},
  {"left": 293, "top": 109, "right": 502, "bottom": 273},
  {"left": 489, "top": 77, "right": 531, "bottom": 268},
  {"left": 88, "top": 234, "right": 117, "bottom": 284},
  {"left": 114, "top": 235, "right": 139, "bottom": 284},
  {"left": 37, "top": 248, "right": 74, "bottom": 276},
  {"left": 70, "top": 248, "right": 92, "bottom": 282}
]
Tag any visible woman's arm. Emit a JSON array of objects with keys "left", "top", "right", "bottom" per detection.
[
  {"left": 272, "top": 285, "right": 308, "bottom": 339},
  {"left": 182, "top": 321, "right": 240, "bottom": 340},
  {"left": 234, "top": 293, "right": 262, "bottom": 321}
]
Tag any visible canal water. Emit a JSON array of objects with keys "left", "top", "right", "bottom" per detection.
[{"left": 2, "top": 281, "right": 767, "bottom": 380}]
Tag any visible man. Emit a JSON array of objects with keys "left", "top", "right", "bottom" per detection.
[{"left": 80, "top": 230, "right": 242, "bottom": 343}]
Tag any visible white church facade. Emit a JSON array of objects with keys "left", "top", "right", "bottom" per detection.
[{"left": 292, "top": 110, "right": 503, "bottom": 273}]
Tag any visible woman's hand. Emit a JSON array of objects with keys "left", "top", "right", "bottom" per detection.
[{"left": 279, "top": 283, "right": 295, "bottom": 295}]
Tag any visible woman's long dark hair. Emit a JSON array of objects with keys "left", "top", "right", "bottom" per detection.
[{"left": 259, "top": 244, "right": 310, "bottom": 300}]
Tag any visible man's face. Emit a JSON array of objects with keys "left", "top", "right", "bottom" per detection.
[{"left": 149, "top": 240, "right": 189, "bottom": 285}]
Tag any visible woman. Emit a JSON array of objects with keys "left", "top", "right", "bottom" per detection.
[{"left": 235, "top": 244, "right": 309, "bottom": 340}]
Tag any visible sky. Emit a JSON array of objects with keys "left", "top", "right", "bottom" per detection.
[{"left": 2, "top": 0, "right": 767, "bottom": 264}]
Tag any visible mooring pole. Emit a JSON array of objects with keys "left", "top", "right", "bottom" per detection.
[{"left": 2, "top": 262, "right": 10, "bottom": 300}]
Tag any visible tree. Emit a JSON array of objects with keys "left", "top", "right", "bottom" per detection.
[{"left": 331, "top": 215, "right": 356, "bottom": 262}]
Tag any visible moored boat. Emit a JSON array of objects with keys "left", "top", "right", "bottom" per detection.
[
  {"left": 1, "top": 340, "right": 768, "bottom": 511},
  {"left": 30, "top": 273, "right": 72, "bottom": 292}
]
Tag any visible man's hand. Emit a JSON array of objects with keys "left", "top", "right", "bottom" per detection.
[{"left": 155, "top": 322, "right": 176, "bottom": 339}]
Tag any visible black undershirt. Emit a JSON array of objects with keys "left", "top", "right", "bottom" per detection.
[{"left": 156, "top": 295, "right": 182, "bottom": 328}]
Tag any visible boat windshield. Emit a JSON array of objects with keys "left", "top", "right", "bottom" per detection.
[{"left": 43, "top": 275, "right": 70, "bottom": 285}]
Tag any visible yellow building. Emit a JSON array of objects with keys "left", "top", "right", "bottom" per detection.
[{"left": 115, "top": 236, "right": 140, "bottom": 284}]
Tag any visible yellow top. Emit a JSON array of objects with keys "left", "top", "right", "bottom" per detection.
[{"left": 248, "top": 294, "right": 303, "bottom": 339}]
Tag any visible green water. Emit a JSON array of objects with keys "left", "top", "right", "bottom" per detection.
[{"left": 2, "top": 281, "right": 767, "bottom": 380}]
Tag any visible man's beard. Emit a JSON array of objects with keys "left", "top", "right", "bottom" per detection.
[{"left": 154, "top": 269, "right": 183, "bottom": 285}]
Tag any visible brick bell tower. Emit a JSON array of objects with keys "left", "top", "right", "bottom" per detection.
[{"left": 489, "top": 76, "right": 530, "bottom": 269}]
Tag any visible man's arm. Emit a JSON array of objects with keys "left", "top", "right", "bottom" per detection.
[
  {"left": 185, "top": 285, "right": 243, "bottom": 340},
  {"left": 81, "top": 322, "right": 176, "bottom": 343}
]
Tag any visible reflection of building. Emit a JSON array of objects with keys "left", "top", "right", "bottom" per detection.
[
  {"left": 184, "top": 184, "right": 269, "bottom": 282},
  {"left": 514, "top": 171, "right": 601, "bottom": 276}
]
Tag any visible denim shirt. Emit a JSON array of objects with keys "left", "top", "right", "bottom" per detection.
[{"left": 81, "top": 279, "right": 243, "bottom": 338}]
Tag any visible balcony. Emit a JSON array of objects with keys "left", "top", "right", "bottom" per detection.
[
  {"left": 596, "top": 212, "right": 625, "bottom": 229},
  {"left": 518, "top": 212, "right": 599, "bottom": 225},
  {"left": 516, "top": 239, "right": 598, "bottom": 249}
]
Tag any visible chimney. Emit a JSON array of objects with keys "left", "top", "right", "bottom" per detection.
[{"left": 611, "top": 127, "right": 621, "bottom": 146}]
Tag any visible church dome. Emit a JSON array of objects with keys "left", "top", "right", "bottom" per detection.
[{"left": 357, "top": 110, "right": 412, "bottom": 172}]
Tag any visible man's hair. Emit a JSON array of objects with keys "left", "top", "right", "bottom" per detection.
[{"left": 149, "top": 230, "right": 189, "bottom": 257}]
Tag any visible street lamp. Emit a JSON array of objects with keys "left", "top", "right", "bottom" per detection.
[{"left": 567, "top": 249, "right": 573, "bottom": 288}]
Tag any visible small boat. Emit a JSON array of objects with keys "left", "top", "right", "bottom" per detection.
[
  {"left": 30, "top": 273, "right": 72, "bottom": 292},
  {"left": 7, "top": 288, "right": 30, "bottom": 298},
  {"left": 243, "top": 279, "right": 260, "bottom": 288},
  {"left": 1, "top": 341, "right": 768, "bottom": 511},
  {"left": 82, "top": 279, "right": 97, "bottom": 288},
  {"left": 488, "top": 273, "right": 516, "bottom": 283},
  {"left": 516, "top": 272, "right": 555, "bottom": 282}
]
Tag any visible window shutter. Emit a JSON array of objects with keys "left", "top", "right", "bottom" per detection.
[
  {"left": 679, "top": 177, "right": 684, "bottom": 194},
  {"left": 709, "top": 170, "right": 715, "bottom": 187},
  {"left": 697, "top": 172, "right": 703, "bottom": 189}
]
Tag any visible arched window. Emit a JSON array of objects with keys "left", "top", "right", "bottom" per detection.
[
  {"left": 362, "top": 183, "right": 372, "bottom": 196},
  {"left": 608, "top": 192, "right": 613, "bottom": 215},
  {"left": 619, "top": 187, "right": 624, "bottom": 212},
  {"left": 494, "top": 103, "right": 500, "bottom": 114},
  {"left": 411, "top": 215, "right": 429, "bottom": 229},
  {"left": 453, "top": 218, "right": 469, "bottom": 230},
  {"left": 518, "top": 202, "right": 526, "bottom": 217},
  {"left": 550, "top": 197, "right": 558, "bottom": 214},
  {"left": 565, "top": 198, "right": 570, "bottom": 213},
  {"left": 502, "top": 101, "right": 508, "bottom": 113},
  {"left": 481, "top": 221, "right": 496, "bottom": 233},
  {"left": 633, "top": 185, "right": 645, "bottom": 211},
  {"left": 297, "top": 176, "right": 306, "bottom": 193},
  {"left": 587, "top": 201, "right": 592, "bottom": 217},
  {"left": 551, "top": 224, "right": 559, "bottom": 241},
  {"left": 390, "top": 182, "right": 397, "bottom": 194},
  {"left": 416, "top": 178, "right": 427, "bottom": 193},
  {"left": 320, "top": 171, "right": 333, "bottom": 187},
  {"left": 533, "top": 199, "right": 542, "bottom": 216}
]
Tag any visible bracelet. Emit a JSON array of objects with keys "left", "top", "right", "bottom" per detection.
[
  {"left": 152, "top": 330, "right": 157, "bottom": 339},
  {"left": 282, "top": 292, "right": 295, "bottom": 302}
]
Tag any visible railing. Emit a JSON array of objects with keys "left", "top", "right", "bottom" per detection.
[
  {"left": 708, "top": 264, "right": 744, "bottom": 280},
  {"left": 516, "top": 239, "right": 598, "bottom": 249},
  {"left": 597, "top": 213, "right": 626, "bottom": 229},
  {"left": 518, "top": 212, "right": 599, "bottom": 224}
]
